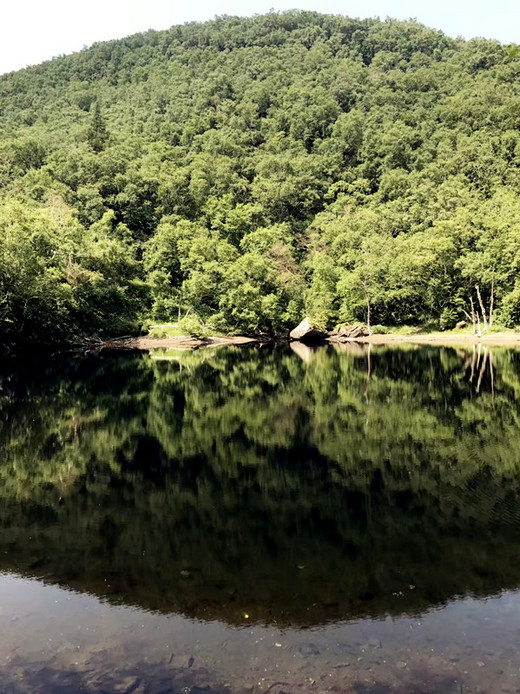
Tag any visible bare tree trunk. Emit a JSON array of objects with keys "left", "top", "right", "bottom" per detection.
[
  {"left": 475, "top": 284, "right": 488, "bottom": 333},
  {"left": 463, "top": 308, "right": 474, "bottom": 333},
  {"left": 470, "top": 297, "right": 477, "bottom": 335},
  {"left": 489, "top": 280, "right": 494, "bottom": 329},
  {"left": 363, "top": 280, "right": 372, "bottom": 336},
  {"left": 476, "top": 308, "right": 482, "bottom": 337}
]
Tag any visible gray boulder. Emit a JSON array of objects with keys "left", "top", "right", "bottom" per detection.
[
  {"left": 328, "top": 324, "right": 370, "bottom": 341},
  {"left": 289, "top": 317, "right": 327, "bottom": 342}
]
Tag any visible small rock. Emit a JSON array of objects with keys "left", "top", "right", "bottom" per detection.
[
  {"left": 113, "top": 677, "right": 141, "bottom": 694},
  {"left": 397, "top": 661, "right": 407, "bottom": 669},
  {"left": 170, "top": 655, "right": 194, "bottom": 669},
  {"left": 368, "top": 638, "right": 381, "bottom": 648},
  {"left": 299, "top": 643, "right": 320, "bottom": 657}
]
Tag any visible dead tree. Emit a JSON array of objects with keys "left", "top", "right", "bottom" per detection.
[
  {"left": 475, "top": 284, "right": 488, "bottom": 333},
  {"left": 489, "top": 280, "right": 494, "bottom": 329},
  {"left": 463, "top": 298, "right": 477, "bottom": 335},
  {"left": 362, "top": 278, "right": 372, "bottom": 336},
  {"left": 464, "top": 285, "right": 495, "bottom": 336}
]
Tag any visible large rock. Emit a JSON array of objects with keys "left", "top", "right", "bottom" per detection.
[
  {"left": 289, "top": 317, "right": 327, "bottom": 342},
  {"left": 328, "top": 324, "right": 370, "bottom": 341}
]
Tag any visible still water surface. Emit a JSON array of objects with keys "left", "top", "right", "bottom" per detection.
[{"left": 1, "top": 343, "right": 520, "bottom": 693}]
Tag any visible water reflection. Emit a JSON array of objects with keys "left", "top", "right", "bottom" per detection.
[{"left": 1, "top": 344, "right": 520, "bottom": 629}]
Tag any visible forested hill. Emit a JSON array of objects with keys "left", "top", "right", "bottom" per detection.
[{"left": 1, "top": 11, "right": 520, "bottom": 345}]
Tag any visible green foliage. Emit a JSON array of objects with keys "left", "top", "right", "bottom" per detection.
[
  {"left": 0, "top": 197, "right": 143, "bottom": 345},
  {"left": 502, "top": 283, "right": 520, "bottom": 326},
  {"left": 1, "top": 11, "right": 520, "bottom": 345},
  {"left": 178, "top": 314, "right": 211, "bottom": 338},
  {"left": 86, "top": 101, "right": 109, "bottom": 152}
]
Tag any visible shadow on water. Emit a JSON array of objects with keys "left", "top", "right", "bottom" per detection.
[{"left": 0, "top": 344, "right": 520, "bottom": 627}]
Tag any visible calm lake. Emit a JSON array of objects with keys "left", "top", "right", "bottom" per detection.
[{"left": 1, "top": 343, "right": 520, "bottom": 693}]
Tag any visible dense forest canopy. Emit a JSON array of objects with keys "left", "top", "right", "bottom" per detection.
[{"left": 1, "top": 11, "right": 520, "bottom": 344}]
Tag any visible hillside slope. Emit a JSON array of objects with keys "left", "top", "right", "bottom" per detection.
[{"left": 1, "top": 11, "right": 520, "bottom": 343}]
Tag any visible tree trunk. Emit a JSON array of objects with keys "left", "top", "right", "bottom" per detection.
[
  {"left": 363, "top": 279, "right": 372, "bottom": 336},
  {"left": 475, "top": 284, "right": 488, "bottom": 333},
  {"left": 489, "top": 280, "right": 494, "bottom": 329},
  {"left": 469, "top": 297, "right": 477, "bottom": 335}
]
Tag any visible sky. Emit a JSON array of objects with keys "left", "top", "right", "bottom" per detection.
[{"left": 1, "top": 0, "right": 520, "bottom": 75}]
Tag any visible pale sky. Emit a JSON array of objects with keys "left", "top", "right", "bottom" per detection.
[{"left": 1, "top": 0, "right": 519, "bottom": 75}]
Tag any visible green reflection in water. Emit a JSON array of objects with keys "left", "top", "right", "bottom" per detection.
[{"left": 0, "top": 344, "right": 520, "bottom": 626}]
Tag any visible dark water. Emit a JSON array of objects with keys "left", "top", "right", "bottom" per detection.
[{"left": 1, "top": 343, "right": 520, "bottom": 693}]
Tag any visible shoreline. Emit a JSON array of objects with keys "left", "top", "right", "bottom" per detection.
[
  {"left": 351, "top": 332, "right": 520, "bottom": 346},
  {"left": 102, "top": 331, "right": 520, "bottom": 351},
  {"left": 101, "top": 335, "right": 261, "bottom": 351}
]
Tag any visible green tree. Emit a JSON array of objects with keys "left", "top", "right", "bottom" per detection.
[{"left": 87, "top": 101, "right": 109, "bottom": 153}]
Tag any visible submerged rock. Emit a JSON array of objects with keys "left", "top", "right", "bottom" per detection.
[
  {"left": 298, "top": 643, "right": 320, "bottom": 657},
  {"left": 289, "top": 318, "right": 327, "bottom": 342}
]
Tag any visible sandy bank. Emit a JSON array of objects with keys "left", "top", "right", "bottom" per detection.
[
  {"left": 100, "top": 331, "right": 520, "bottom": 352},
  {"left": 102, "top": 335, "right": 258, "bottom": 350},
  {"left": 354, "top": 332, "right": 520, "bottom": 347}
]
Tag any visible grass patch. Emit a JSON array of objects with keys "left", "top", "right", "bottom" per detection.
[
  {"left": 146, "top": 323, "right": 187, "bottom": 338},
  {"left": 144, "top": 318, "right": 225, "bottom": 340}
]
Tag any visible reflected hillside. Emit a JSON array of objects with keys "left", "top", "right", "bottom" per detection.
[{"left": 1, "top": 345, "right": 520, "bottom": 626}]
